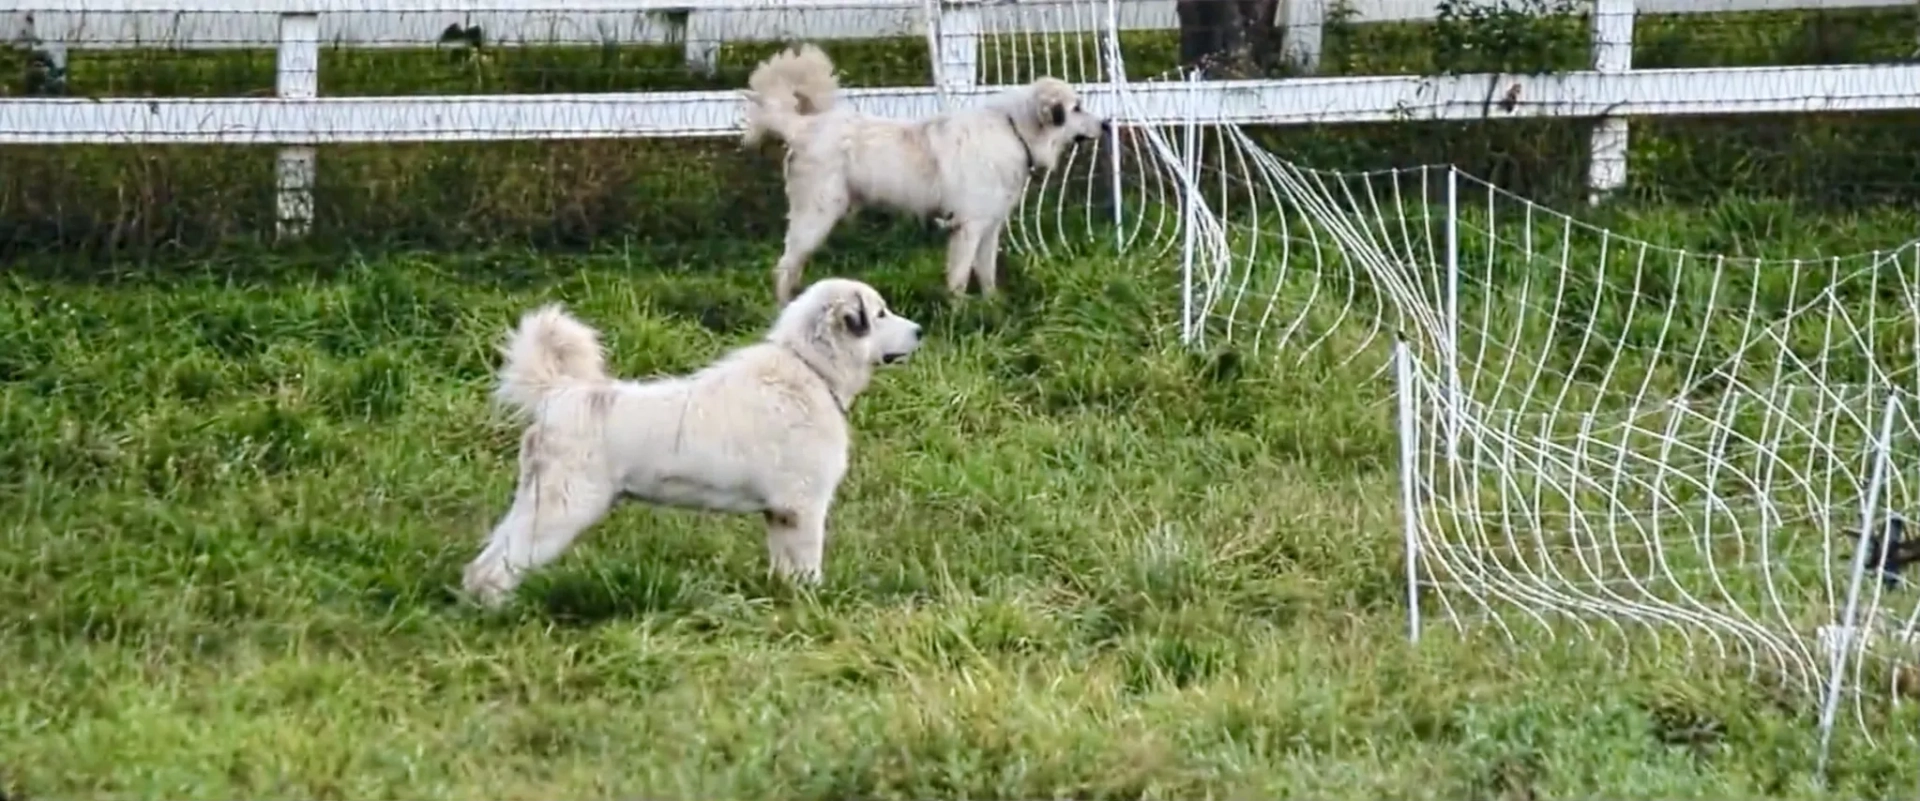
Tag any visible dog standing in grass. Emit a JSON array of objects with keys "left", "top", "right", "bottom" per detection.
[
  {"left": 742, "top": 43, "right": 1110, "bottom": 305},
  {"left": 461, "top": 278, "right": 923, "bottom": 607}
]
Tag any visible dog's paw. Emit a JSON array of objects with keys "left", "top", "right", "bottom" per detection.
[
  {"left": 464, "top": 585, "right": 515, "bottom": 610},
  {"left": 767, "top": 557, "right": 824, "bottom": 586},
  {"left": 462, "top": 561, "right": 517, "bottom": 609}
]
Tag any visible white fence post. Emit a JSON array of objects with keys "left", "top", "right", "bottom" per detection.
[
  {"left": 1280, "top": 0, "right": 1325, "bottom": 73},
  {"left": 42, "top": 43, "right": 70, "bottom": 85},
  {"left": 679, "top": 11, "right": 719, "bottom": 75},
  {"left": 275, "top": 12, "right": 319, "bottom": 240},
  {"left": 1586, "top": 0, "right": 1633, "bottom": 204},
  {"left": 12, "top": 13, "right": 68, "bottom": 86},
  {"left": 932, "top": 0, "right": 981, "bottom": 101}
]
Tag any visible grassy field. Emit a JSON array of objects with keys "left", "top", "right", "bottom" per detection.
[
  {"left": 8, "top": 3, "right": 1920, "bottom": 796},
  {"left": 7, "top": 197, "right": 1920, "bottom": 798}
]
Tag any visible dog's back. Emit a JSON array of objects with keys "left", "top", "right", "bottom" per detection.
[{"left": 742, "top": 44, "right": 840, "bottom": 148}]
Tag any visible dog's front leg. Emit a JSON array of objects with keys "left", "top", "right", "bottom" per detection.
[
  {"left": 773, "top": 242, "right": 818, "bottom": 307},
  {"left": 764, "top": 505, "right": 826, "bottom": 584},
  {"left": 774, "top": 192, "right": 848, "bottom": 306},
  {"left": 943, "top": 220, "right": 988, "bottom": 297},
  {"left": 970, "top": 219, "right": 1007, "bottom": 297}
]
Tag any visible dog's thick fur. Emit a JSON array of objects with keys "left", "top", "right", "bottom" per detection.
[
  {"left": 461, "top": 278, "right": 923, "bottom": 607},
  {"left": 742, "top": 43, "right": 1109, "bottom": 305}
]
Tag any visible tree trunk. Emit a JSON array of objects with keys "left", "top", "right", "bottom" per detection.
[{"left": 1175, "top": 0, "right": 1281, "bottom": 78}]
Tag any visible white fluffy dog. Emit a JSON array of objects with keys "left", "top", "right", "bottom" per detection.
[
  {"left": 742, "top": 43, "right": 1110, "bottom": 305},
  {"left": 461, "top": 278, "right": 923, "bottom": 607}
]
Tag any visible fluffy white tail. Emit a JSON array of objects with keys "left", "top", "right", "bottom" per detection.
[
  {"left": 741, "top": 43, "right": 840, "bottom": 148},
  {"left": 494, "top": 303, "right": 609, "bottom": 416}
]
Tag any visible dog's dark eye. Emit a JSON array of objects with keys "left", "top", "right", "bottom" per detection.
[
  {"left": 1074, "top": 104, "right": 1082, "bottom": 112},
  {"left": 877, "top": 309, "right": 890, "bottom": 318}
]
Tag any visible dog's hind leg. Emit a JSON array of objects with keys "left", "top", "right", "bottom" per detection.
[
  {"left": 764, "top": 504, "right": 828, "bottom": 584},
  {"left": 463, "top": 501, "right": 535, "bottom": 607},
  {"left": 970, "top": 219, "right": 1007, "bottom": 297},
  {"left": 943, "top": 220, "right": 988, "bottom": 297},
  {"left": 774, "top": 197, "right": 848, "bottom": 306},
  {"left": 463, "top": 452, "right": 616, "bottom": 607}
]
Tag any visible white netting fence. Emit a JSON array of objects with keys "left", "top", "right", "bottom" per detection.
[
  {"left": 1064, "top": 75, "right": 1920, "bottom": 764},
  {"left": 977, "top": 7, "right": 1920, "bottom": 762}
]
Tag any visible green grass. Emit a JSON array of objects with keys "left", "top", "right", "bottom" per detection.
[
  {"left": 8, "top": 5, "right": 1920, "bottom": 794},
  {"left": 7, "top": 202, "right": 1920, "bottom": 798}
]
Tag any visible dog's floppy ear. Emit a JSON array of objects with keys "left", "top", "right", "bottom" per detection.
[
  {"left": 1048, "top": 101, "right": 1067, "bottom": 127},
  {"left": 842, "top": 293, "right": 871, "bottom": 337}
]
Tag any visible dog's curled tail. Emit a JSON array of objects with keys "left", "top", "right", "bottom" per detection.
[
  {"left": 495, "top": 303, "right": 609, "bottom": 416},
  {"left": 741, "top": 43, "right": 838, "bottom": 148}
]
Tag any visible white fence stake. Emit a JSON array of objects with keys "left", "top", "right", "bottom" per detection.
[
  {"left": 274, "top": 11, "right": 319, "bottom": 240},
  {"left": 1104, "top": 0, "right": 1125, "bottom": 250},
  {"left": 1816, "top": 391, "right": 1903, "bottom": 780},
  {"left": 1177, "top": 69, "right": 1200, "bottom": 346},
  {"left": 1395, "top": 337, "right": 1423, "bottom": 644},
  {"left": 1586, "top": 0, "right": 1634, "bottom": 204},
  {"left": 1443, "top": 165, "right": 1461, "bottom": 461}
]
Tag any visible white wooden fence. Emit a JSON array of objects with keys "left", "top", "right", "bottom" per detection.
[
  {"left": 7, "top": 0, "right": 1911, "bottom": 64},
  {"left": 3, "top": 0, "right": 1917, "bottom": 236}
]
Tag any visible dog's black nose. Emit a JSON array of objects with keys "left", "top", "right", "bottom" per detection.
[
  {"left": 911, "top": 323, "right": 924, "bottom": 339},
  {"left": 1101, "top": 118, "right": 1113, "bottom": 133}
]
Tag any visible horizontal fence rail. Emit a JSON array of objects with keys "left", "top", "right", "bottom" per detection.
[
  {"left": 4, "top": 0, "right": 1917, "bottom": 236},
  {"left": 9, "top": 65, "right": 1918, "bottom": 145},
  {"left": 6, "top": 0, "right": 1911, "bottom": 51}
]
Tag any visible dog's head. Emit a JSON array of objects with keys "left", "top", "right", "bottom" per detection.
[
  {"left": 1014, "top": 77, "right": 1109, "bottom": 170},
  {"left": 776, "top": 278, "right": 923, "bottom": 370},
  {"left": 1030, "top": 77, "right": 1108, "bottom": 143}
]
